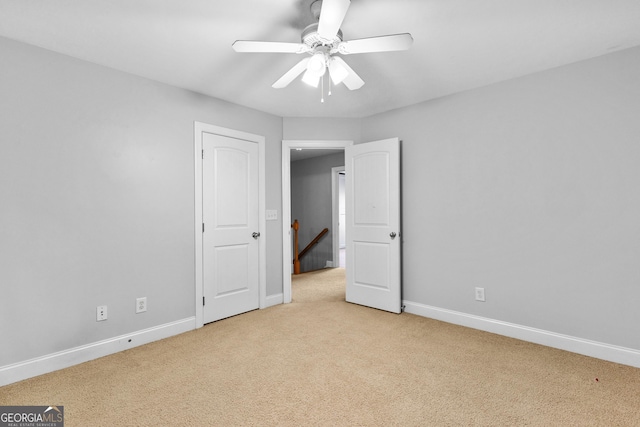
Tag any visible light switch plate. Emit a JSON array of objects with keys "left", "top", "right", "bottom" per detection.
[{"left": 266, "top": 210, "right": 278, "bottom": 221}]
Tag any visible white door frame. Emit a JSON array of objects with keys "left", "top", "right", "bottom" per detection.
[
  {"left": 331, "top": 166, "right": 345, "bottom": 268},
  {"left": 281, "top": 140, "right": 353, "bottom": 303},
  {"left": 195, "top": 122, "right": 266, "bottom": 329}
]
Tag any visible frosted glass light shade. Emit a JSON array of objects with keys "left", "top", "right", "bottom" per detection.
[{"left": 328, "top": 58, "right": 348, "bottom": 84}]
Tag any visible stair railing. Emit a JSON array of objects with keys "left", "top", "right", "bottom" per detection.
[
  {"left": 291, "top": 219, "right": 329, "bottom": 275},
  {"left": 292, "top": 219, "right": 300, "bottom": 275}
]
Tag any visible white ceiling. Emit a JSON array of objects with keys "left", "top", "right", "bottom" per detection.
[{"left": 2, "top": 0, "right": 640, "bottom": 118}]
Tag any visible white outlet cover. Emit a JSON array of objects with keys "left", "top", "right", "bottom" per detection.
[
  {"left": 136, "top": 297, "right": 147, "bottom": 313},
  {"left": 475, "top": 287, "right": 486, "bottom": 302},
  {"left": 96, "top": 305, "right": 107, "bottom": 321}
]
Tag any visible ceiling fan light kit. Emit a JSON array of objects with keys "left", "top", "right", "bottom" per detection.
[
  {"left": 328, "top": 58, "right": 348, "bottom": 85},
  {"left": 232, "top": 0, "right": 413, "bottom": 98},
  {"left": 302, "top": 67, "right": 323, "bottom": 88},
  {"left": 307, "top": 51, "right": 327, "bottom": 75}
]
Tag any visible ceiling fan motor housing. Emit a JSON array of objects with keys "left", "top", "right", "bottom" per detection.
[{"left": 302, "top": 23, "right": 343, "bottom": 50}]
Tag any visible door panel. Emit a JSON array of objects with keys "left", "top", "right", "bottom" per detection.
[
  {"left": 353, "top": 241, "right": 389, "bottom": 289},
  {"left": 213, "top": 245, "right": 249, "bottom": 295},
  {"left": 346, "top": 138, "right": 401, "bottom": 313},
  {"left": 353, "top": 152, "right": 390, "bottom": 225},
  {"left": 203, "top": 133, "right": 259, "bottom": 323}
]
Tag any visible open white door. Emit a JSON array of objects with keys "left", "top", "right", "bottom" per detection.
[{"left": 345, "top": 138, "right": 401, "bottom": 313}]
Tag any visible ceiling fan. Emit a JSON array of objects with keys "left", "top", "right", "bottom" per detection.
[{"left": 232, "top": 0, "right": 413, "bottom": 91}]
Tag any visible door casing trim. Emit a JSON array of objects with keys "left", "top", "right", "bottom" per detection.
[
  {"left": 331, "top": 166, "right": 345, "bottom": 268},
  {"left": 195, "top": 122, "right": 266, "bottom": 328}
]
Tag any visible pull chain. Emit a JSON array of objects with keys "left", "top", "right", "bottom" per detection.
[{"left": 321, "top": 73, "right": 325, "bottom": 103}]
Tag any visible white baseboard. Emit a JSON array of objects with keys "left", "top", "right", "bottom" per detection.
[
  {"left": 0, "top": 317, "right": 196, "bottom": 387},
  {"left": 403, "top": 301, "right": 640, "bottom": 369},
  {"left": 265, "top": 293, "right": 284, "bottom": 308}
]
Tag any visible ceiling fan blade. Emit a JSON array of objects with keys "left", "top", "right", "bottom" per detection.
[
  {"left": 331, "top": 57, "right": 364, "bottom": 90},
  {"left": 233, "top": 40, "right": 309, "bottom": 54},
  {"left": 272, "top": 57, "right": 311, "bottom": 88},
  {"left": 338, "top": 33, "right": 413, "bottom": 55},
  {"left": 317, "top": 0, "right": 351, "bottom": 41}
]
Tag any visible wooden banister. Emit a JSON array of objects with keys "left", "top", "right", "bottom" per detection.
[
  {"left": 298, "top": 228, "right": 329, "bottom": 261},
  {"left": 292, "top": 219, "right": 300, "bottom": 275},
  {"left": 291, "top": 220, "right": 330, "bottom": 275}
]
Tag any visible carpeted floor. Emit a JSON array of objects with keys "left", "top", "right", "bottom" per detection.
[{"left": 1, "top": 267, "right": 639, "bottom": 426}]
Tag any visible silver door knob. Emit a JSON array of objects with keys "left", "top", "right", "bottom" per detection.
[
  {"left": 390, "top": 232, "right": 397, "bottom": 239},
  {"left": 252, "top": 232, "right": 260, "bottom": 239}
]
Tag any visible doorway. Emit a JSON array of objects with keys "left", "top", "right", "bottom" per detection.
[
  {"left": 281, "top": 140, "right": 353, "bottom": 303},
  {"left": 283, "top": 138, "right": 402, "bottom": 313}
]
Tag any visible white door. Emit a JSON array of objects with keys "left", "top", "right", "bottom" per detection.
[
  {"left": 202, "top": 133, "right": 260, "bottom": 323},
  {"left": 345, "top": 138, "right": 401, "bottom": 313}
]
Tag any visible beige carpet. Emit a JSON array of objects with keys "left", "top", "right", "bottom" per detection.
[{"left": 2, "top": 267, "right": 639, "bottom": 426}]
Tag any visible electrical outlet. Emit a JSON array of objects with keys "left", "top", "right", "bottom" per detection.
[
  {"left": 96, "top": 305, "right": 107, "bottom": 321},
  {"left": 136, "top": 297, "right": 147, "bottom": 314},
  {"left": 475, "top": 287, "right": 486, "bottom": 302}
]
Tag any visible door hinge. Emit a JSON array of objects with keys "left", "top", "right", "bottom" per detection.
[
  {"left": 202, "top": 149, "right": 204, "bottom": 159},
  {"left": 202, "top": 223, "right": 205, "bottom": 233},
  {"left": 203, "top": 296, "right": 205, "bottom": 306}
]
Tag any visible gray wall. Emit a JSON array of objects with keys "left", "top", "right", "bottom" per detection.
[
  {"left": 291, "top": 152, "right": 344, "bottom": 272},
  {"left": 361, "top": 46, "right": 640, "bottom": 351},
  {"left": 0, "top": 37, "right": 283, "bottom": 367},
  {"left": 283, "top": 117, "right": 361, "bottom": 142}
]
